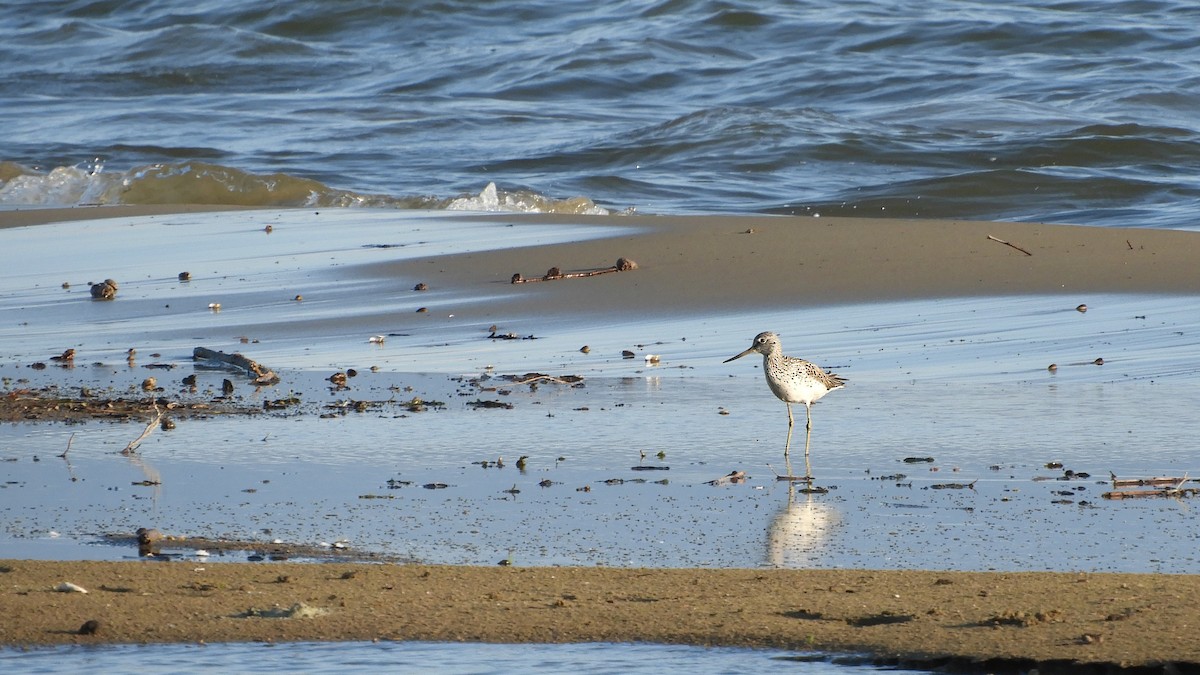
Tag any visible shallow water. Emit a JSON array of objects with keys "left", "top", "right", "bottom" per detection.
[
  {"left": 0, "top": 641, "right": 924, "bottom": 675},
  {"left": 3, "top": 1, "right": 1200, "bottom": 226},
  {"left": 6, "top": 8, "right": 1200, "bottom": 665},
  {"left": 4, "top": 210, "right": 1199, "bottom": 673},
  {"left": 3, "top": 210, "right": 1199, "bottom": 574}
]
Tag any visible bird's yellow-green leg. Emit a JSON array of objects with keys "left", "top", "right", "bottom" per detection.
[
  {"left": 804, "top": 402, "right": 814, "bottom": 480},
  {"left": 783, "top": 402, "right": 795, "bottom": 477}
]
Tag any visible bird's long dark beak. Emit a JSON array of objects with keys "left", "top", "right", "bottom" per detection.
[{"left": 723, "top": 347, "right": 756, "bottom": 363}]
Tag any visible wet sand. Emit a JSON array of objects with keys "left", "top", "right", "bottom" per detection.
[
  {"left": 0, "top": 204, "right": 253, "bottom": 229},
  {"left": 3, "top": 206, "right": 1200, "bottom": 671},
  {"left": 4, "top": 560, "right": 1198, "bottom": 671},
  {"left": 6, "top": 205, "right": 1199, "bottom": 316},
  {"left": 371, "top": 211, "right": 1200, "bottom": 320}
]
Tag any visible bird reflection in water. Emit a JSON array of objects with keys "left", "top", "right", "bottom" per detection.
[{"left": 766, "top": 483, "right": 840, "bottom": 568}]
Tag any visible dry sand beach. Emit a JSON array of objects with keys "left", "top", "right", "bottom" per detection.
[
  {"left": 2, "top": 205, "right": 1200, "bottom": 672},
  {"left": 4, "top": 561, "right": 1200, "bottom": 672}
]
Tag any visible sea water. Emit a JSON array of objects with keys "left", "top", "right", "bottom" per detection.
[
  {"left": 4, "top": 2, "right": 1200, "bottom": 670},
  {"left": 2, "top": 0, "right": 1199, "bottom": 227}
]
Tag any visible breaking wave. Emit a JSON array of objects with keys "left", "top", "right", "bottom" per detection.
[{"left": 0, "top": 160, "right": 610, "bottom": 216}]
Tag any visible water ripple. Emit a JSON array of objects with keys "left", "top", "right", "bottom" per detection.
[{"left": 3, "top": 0, "right": 1200, "bottom": 225}]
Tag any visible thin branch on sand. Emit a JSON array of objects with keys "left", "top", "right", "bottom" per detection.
[
  {"left": 986, "top": 234, "right": 1033, "bottom": 256},
  {"left": 511, "top": 257, "right": 638, "bottom": 284}
]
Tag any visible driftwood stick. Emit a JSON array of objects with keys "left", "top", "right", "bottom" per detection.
[
  {"left": 193, "top": 347, "right": 280, "bottom": 384},
  {"left": 121, "top": 403, "right": 164, "bottom": 456},
  {"left": 1104, "top": 473, "right": 1193, "bottom": 499},
  {"left": 512, "top": 374, "right": 575, "bottom": 385},
  {"left": 767, "top": 463, "right": 813, "bottom": 483},
  {"left": 59, "top": 432, "right": 75, "bottom": 458},
  {"left": 511, "top": 258, "right": 638, "bottom": 284},
  {"left": 705, "top": 470, "right": 748, "bottom": 486},
  {"left": 1103, "top": 487, "right": 1198, "bottom": 500},
  {"left": 986, "top": 234, "right": 1033, "bottom": 256},
  {"left": 59, "top": 432, "right": 79, "bottom": 482},
  {"left": 1110, "top": 473, "right": 1191, "bottom": 488}
]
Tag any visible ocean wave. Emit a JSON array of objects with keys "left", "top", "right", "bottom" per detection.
[
  {"left": 0, "top": 161, "right": 609, "bottom": 215},
  {"left": 445, "top": 181, "right": 609, "bottom": 215},
  {"left": 4, "top": 1, "right": 1200, "bottom": 227}
]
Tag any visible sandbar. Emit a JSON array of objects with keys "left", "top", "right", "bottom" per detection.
[
  {"left": 3, "top": 560, "right": 1196, "bottom": 672},
  {"left": 3, "top": 205, "right": 1199, "bottom": 672}
]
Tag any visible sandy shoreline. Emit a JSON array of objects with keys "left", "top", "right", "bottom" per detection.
[
  {"left": 4, "top": 560, "right": 1197, "bottom": 671},
  {"left": 419, "top": 212, "right": 1200, "bottom": 319},
  {"left": 3, "top": 205, "right": 1200, "bottom": 671},
  {"left": 3, "top": 206, "right": 1199, "bottom": 320},
  {"left": 0, "top": 204, "right": 254, "bottom": 229}
]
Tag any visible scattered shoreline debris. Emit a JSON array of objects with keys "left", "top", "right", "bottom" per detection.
[
  {"left": 193, "top": 347, "right": 280, "bottom": 385},
  {"left": 505, "top": 373, "right": 583, "bottom": 386},
  {"left": 234, "top": 603, "right": 328, "bottom": 619},
  {"left": 121, "top": 402, "right": 164, "bottom": 455},
  {"left": 488, "top": 330, "right": 537, "bottom": 340},
  {"left": 49, "top": 349, "right": 76, "bottom": 364},
  {"left": 467, "top": 399, "right": 514, "bottom": 410},
  {"left": 706, "top": 470, "right": 747, "bottom": 486},
  {"left": 766, "top": 464, "right": 829, "bottom": 489},
  {"left": 89, "top": 279, "right": 118, "bottom": 300},
  {"left": 137, "top": 527, "right": 163, "bottom": 556},
  {"left": 928, "top": 480, "right": 977, "bottom": 490},
  {"left": 510, "top": 257, "right": 637, "bottom": 284},
  {"left": 1104, "top": 473, "right": 1196, "bottom": 500}
]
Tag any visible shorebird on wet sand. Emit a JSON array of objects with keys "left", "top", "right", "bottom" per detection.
[{"left": 724, "top": 331, "right": 845, "bottom": 482}]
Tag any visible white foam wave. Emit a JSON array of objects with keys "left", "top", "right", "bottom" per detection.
[
  {"left": 0, "top": 160, "right": 123, "bottom": 206},
  {"left": 446, "top": 182, "right": 609, "bottom": 215},
  {"left": 0, "top": 162, "right": 611, "bottom": 215}
]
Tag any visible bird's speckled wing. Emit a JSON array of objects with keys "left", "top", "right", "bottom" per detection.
[{"left": 796, "top": 358, "right": 845, "bottom": 391}]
